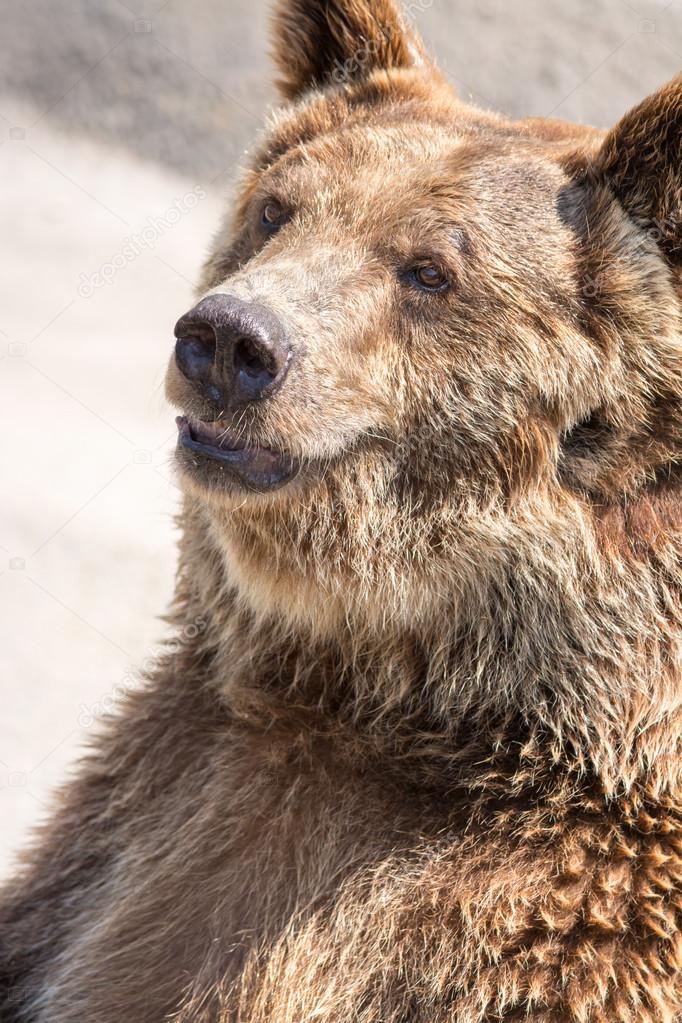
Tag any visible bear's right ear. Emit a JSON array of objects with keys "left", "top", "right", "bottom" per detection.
[
  {"left": 592, "top": 74, "right": 682, "bottom": 265},
  {"left": 271, "top": 0, "right": 422, "bottom": 101}
]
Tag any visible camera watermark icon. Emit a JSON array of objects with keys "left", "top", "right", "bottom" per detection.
[{"left": 77, "top": 186, "right": 207, "bottom": 298}]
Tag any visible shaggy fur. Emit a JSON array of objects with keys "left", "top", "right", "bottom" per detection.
[{"left": 2, "top": 2, "right": 682, "bottom": 1020}]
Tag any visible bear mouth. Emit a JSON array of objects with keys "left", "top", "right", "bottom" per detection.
[{"left": 175, "top": 416, "right": 298, "bottom": 492}]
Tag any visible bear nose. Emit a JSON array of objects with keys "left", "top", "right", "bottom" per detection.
[{"left": 173, "top": 294, "right": 292, "bottom": 407}]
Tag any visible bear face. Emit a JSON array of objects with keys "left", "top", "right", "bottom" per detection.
[{"left": 165, "top": 0, "right": 682, "bottom": 641}]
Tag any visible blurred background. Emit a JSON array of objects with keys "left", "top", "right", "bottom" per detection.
[{"left": 0, "top": 0, "right": 680, "bottom": 875}]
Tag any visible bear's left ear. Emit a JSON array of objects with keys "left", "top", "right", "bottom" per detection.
[
  {"left": 592, "top": 74, "right": 682, "bottom": 265},
  {"left": 271, "top": 0, "right": 423, "bottom": 101}
]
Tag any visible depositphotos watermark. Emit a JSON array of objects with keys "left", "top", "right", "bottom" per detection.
[
  {"left": 580, "top": 209, "right": 681, "bottom": 300},
  {"left": 328, "top": 0, "right": 434, "bottom": 84},
  {"left": 77, "top": 615, "right": 208, "bottom": 728},
  {"left": 76, "top": 186, "right": 207, "bottom": 297}
]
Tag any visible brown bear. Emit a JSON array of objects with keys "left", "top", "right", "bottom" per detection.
[{"left": 2, "top": 1, "right": 682, "bottom": 1020}]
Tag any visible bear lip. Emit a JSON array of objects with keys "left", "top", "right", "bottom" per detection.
[
  {"left": 178, "top": 416, "right": 251, "bottom": 452},
  {"left": 175, "top": 416, "right": 298, "bottom": 491}
]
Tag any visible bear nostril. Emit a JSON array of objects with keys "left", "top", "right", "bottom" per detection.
[
  {"left": 175, "top": 328, "right": 216, "bottom": 384},
  {"left": 234, "top": 337, "right": 275, "bottom": 381}
]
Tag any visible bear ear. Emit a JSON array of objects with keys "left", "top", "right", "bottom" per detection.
[
  {"left": 270, "top": 0, "right": 422, "bottom": 101},
  {"left": 592, "top": 74, "right": 682, "bottom": 264}
]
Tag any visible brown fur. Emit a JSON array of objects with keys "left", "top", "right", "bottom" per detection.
[{"left": 2, "top": 3, "right": 682, "bottom": 1020}]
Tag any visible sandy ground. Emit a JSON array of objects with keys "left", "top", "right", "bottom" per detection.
[{"left": 1, "top": 0, "right": 681, "bottom": 876}]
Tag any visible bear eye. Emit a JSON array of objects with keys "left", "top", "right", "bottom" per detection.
[
  {"left": 261, "top": 200, "right": 287, "bottom": 231},
  {"left": 409, "top": 264, "right": 450, "bottom": 293}
]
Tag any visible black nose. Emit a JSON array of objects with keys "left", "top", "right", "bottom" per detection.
[{"left": 173, "top": 294, "right": 291, "bottom": 407}]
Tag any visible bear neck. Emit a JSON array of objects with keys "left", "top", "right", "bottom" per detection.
[{"left": 170, "top": 494, "right": 682, "bottom": 802}]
